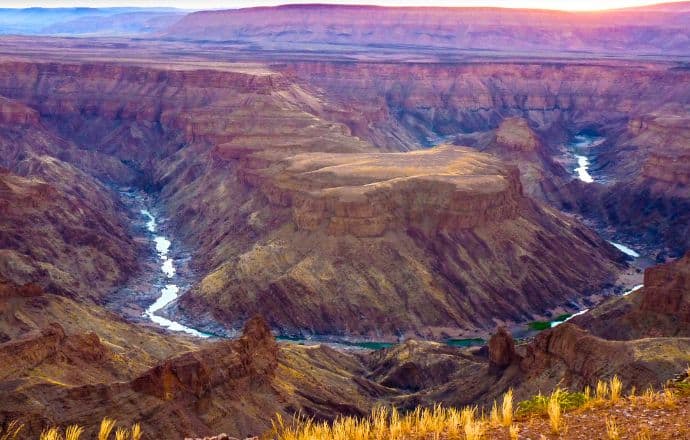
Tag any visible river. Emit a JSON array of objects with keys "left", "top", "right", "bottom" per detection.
[
  {"left": 118, "top": 132, "right": 646, "bottom": 344},
  {"left": 571, "top": 134, "right": 605, "bottom": 184},
  {"left": 138, "top": 209, "right": 211, "bottom": 338}
]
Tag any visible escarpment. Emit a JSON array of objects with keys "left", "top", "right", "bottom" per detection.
[
  {"left": 0, "top": 57, "right": 624, "bottom": 338},
  {"left": 239, "top": 146, "right": 523, "bottom": 237},
  {"left": 574, "top": 253, "right": 690, "bottom": 340},
  {"left": 180, "top": 144, "right": 621, "bottom": 338},
  {"left": 641, "top": 253, "right": 690, "bottom": 322},
  {"left": 281, "top": 61, "right": 690, "bottom": 254}
]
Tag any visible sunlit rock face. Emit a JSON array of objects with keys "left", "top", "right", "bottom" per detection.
[
  {"left": 0, "top": 57, "right": 624, "bottom": 339},
  {"left": 278, "top": 60, "right": 690, "bottom": 255}
]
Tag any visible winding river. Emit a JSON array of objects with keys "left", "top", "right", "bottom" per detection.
[
  {"left": 126, "top": 132, "right": 648, "bottom": 343},
  {"left": 139, "top": 209, "right": 210, "bottom": 338},
  {"left": 571, "top": 134, "right": 605, "bottom": 184}
]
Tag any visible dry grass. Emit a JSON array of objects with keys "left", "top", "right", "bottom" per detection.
[
  {"left": 610, "top": 376, "right": 622, "bottom": 404},
  {"left": 130, "top": 424, "right": 142, "bottom": 440},
  {"left": 547, "top": 389, "right": 564, "bottom": 434},
  {"left": 0, "top": 421, "right": 24, "bottom": 440},
  {"left": 272, "top": 404, "right": 494, "bottom": 440},
  {"left": 6, "top": 419, "right": 142, "bottom": 440},
  {"left": 596, "top": 380, "right": 610, "bottom": 401},
  {"left": 501, "top": 389, "right": 513, "bottom": 427},
  {"left": 605, "top": 417, "right": 620, "bottom": 440},
  {"left": 271, "top": 378, "right": 689, "bottom": 440},
  {"left": 508, "top": 424, "right": 519, "bottom": 440},
  {"left": 65, "top": 425, "right": 84, "bottom": 440},
  {"left": 97, "top": 419, "right": 116, "bottom": 440}
]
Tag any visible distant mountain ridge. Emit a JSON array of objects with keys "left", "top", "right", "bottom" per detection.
[
  {"left": 0, "top": 7, "right": 185, "bottom": 36},
  {"left": 163, "top": 2, "right": 690, "bottom": 55}
]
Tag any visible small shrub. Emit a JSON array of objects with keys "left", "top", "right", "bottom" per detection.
[
  {"left": 517, "top": 390, "right": 587, "bottom": 416},
  {"left": 528, "top": 321, "right": 552, "bottom": 331}
]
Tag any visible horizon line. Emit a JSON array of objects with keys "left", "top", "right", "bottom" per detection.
[{"left": 0, "top": 0, "right": 688, "bottom": 13}]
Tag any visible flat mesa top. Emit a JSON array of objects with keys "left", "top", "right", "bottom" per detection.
[{"left": 277, "top": 145, "right": 513, "bottom": 196}]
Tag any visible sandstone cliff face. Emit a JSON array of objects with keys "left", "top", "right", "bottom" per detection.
[
  {"left": 0, "top": 57, "right": 623, "bottom": 338},
  {"left": 241, "top": 146, "right": 523, "bottom": 238},
  {"left": 0, "top": 163, "right": 140, "bottom": 300},
  {"left": 519, "top": 323, "right": 690, "bottom": 391},
  {"left": 641, "top": 253, "right": 690, "bottom": 322},
  {"left": 179, "top": 144, "right": 621, "bottom": 338},
  {"left": 281, "top": 61, "right": 690, "bottom": 150},
  {"left": 280, "top": 61, "right": 690, "bottom": 255},
  {"left": 575, "top": 253, "right": 690, "bottom": 340}
]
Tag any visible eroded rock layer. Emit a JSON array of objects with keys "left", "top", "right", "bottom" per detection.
[{"left": 0, "top": 57, "right": 626, "bottom": 338}]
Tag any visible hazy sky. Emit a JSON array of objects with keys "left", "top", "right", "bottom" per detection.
[{"left": 0, "top": 0, "right": 684, "bottom": 11}]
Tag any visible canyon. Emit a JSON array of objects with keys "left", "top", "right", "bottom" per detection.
[{"left": 0, "top": 3, "right": 688, "bottom": 439}]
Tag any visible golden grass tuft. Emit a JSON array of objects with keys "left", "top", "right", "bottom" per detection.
[
  {"left": 596, "top": 380, "right": 609, "bottom": 401},
  {"left": 65, "top": 425, "right": 84, "bottom": 440},
  {"left": 0, "top": 421, "right": 24, "bottom": 440},
  {"left": 662, "top": 387, "right": 678, "bottom": 408},
  {"left": 501, "top": 389, "right": 514, "bottom": 427},
  {"left": 114, "top": 427, "right": 129, "bottom": 440},
  {"left": 39, "top": 428, "right": 60, "bottom": 440},
  {"left": 605, "top": 417, "right": 620, "bottom": 440},
  {"left": 130, "top": 424, "right": 142, "bottom": 440},
  {"left": 489, "top": 400, "right": 500, "bottom": 427},
  {"left": 610, "top": 376, "right": 622, "bottom": 404},
  {"left": 547, "top": 389, "right": 564, "bottom": 434},
  {"left": 508, "top": 423, "right": 519, "bottom": 440},
  {"left": 98, "top": 418, "right": 116, "bottom": 440}
]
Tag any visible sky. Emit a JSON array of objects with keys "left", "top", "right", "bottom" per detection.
[{"left": 0, "top": 0, "right": 685, "bottom": 11}]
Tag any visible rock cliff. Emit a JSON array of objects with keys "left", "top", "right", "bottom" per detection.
[{"left": 575, "top": 253, "right": 690, "bottom": 339}]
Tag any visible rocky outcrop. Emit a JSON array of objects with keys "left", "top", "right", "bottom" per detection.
[
  {"left": 494, "top": 118, "right": 541, "bottom": 153},
  {"left": 488, "top": 327, "right": 519, "bottom": 374},
  {"left": 0, "top": 96, "right": 38, "bottom": 126},
  {"left": 180, "top": 143, "right": 621, "bottom": 338},
  {"left": 519, "top": 323, "right": 690, "bottom": 390},
  {"left": 575, "top": 254, "right": 690, "bottom": 340},
  {"left": 132, "top": 316, "right": 278, "bottom": 400}
]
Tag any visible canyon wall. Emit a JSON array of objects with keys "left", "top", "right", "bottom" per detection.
[
  {"left": 0, "top": 57, "right": 624, "bottom": 338},
  {"left": 280, "top": 61, "right": 690, "bottom": 254}
]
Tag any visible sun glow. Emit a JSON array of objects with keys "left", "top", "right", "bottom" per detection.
[{"left": 1, "top": 0, "right": 686, "bottom": 12}]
